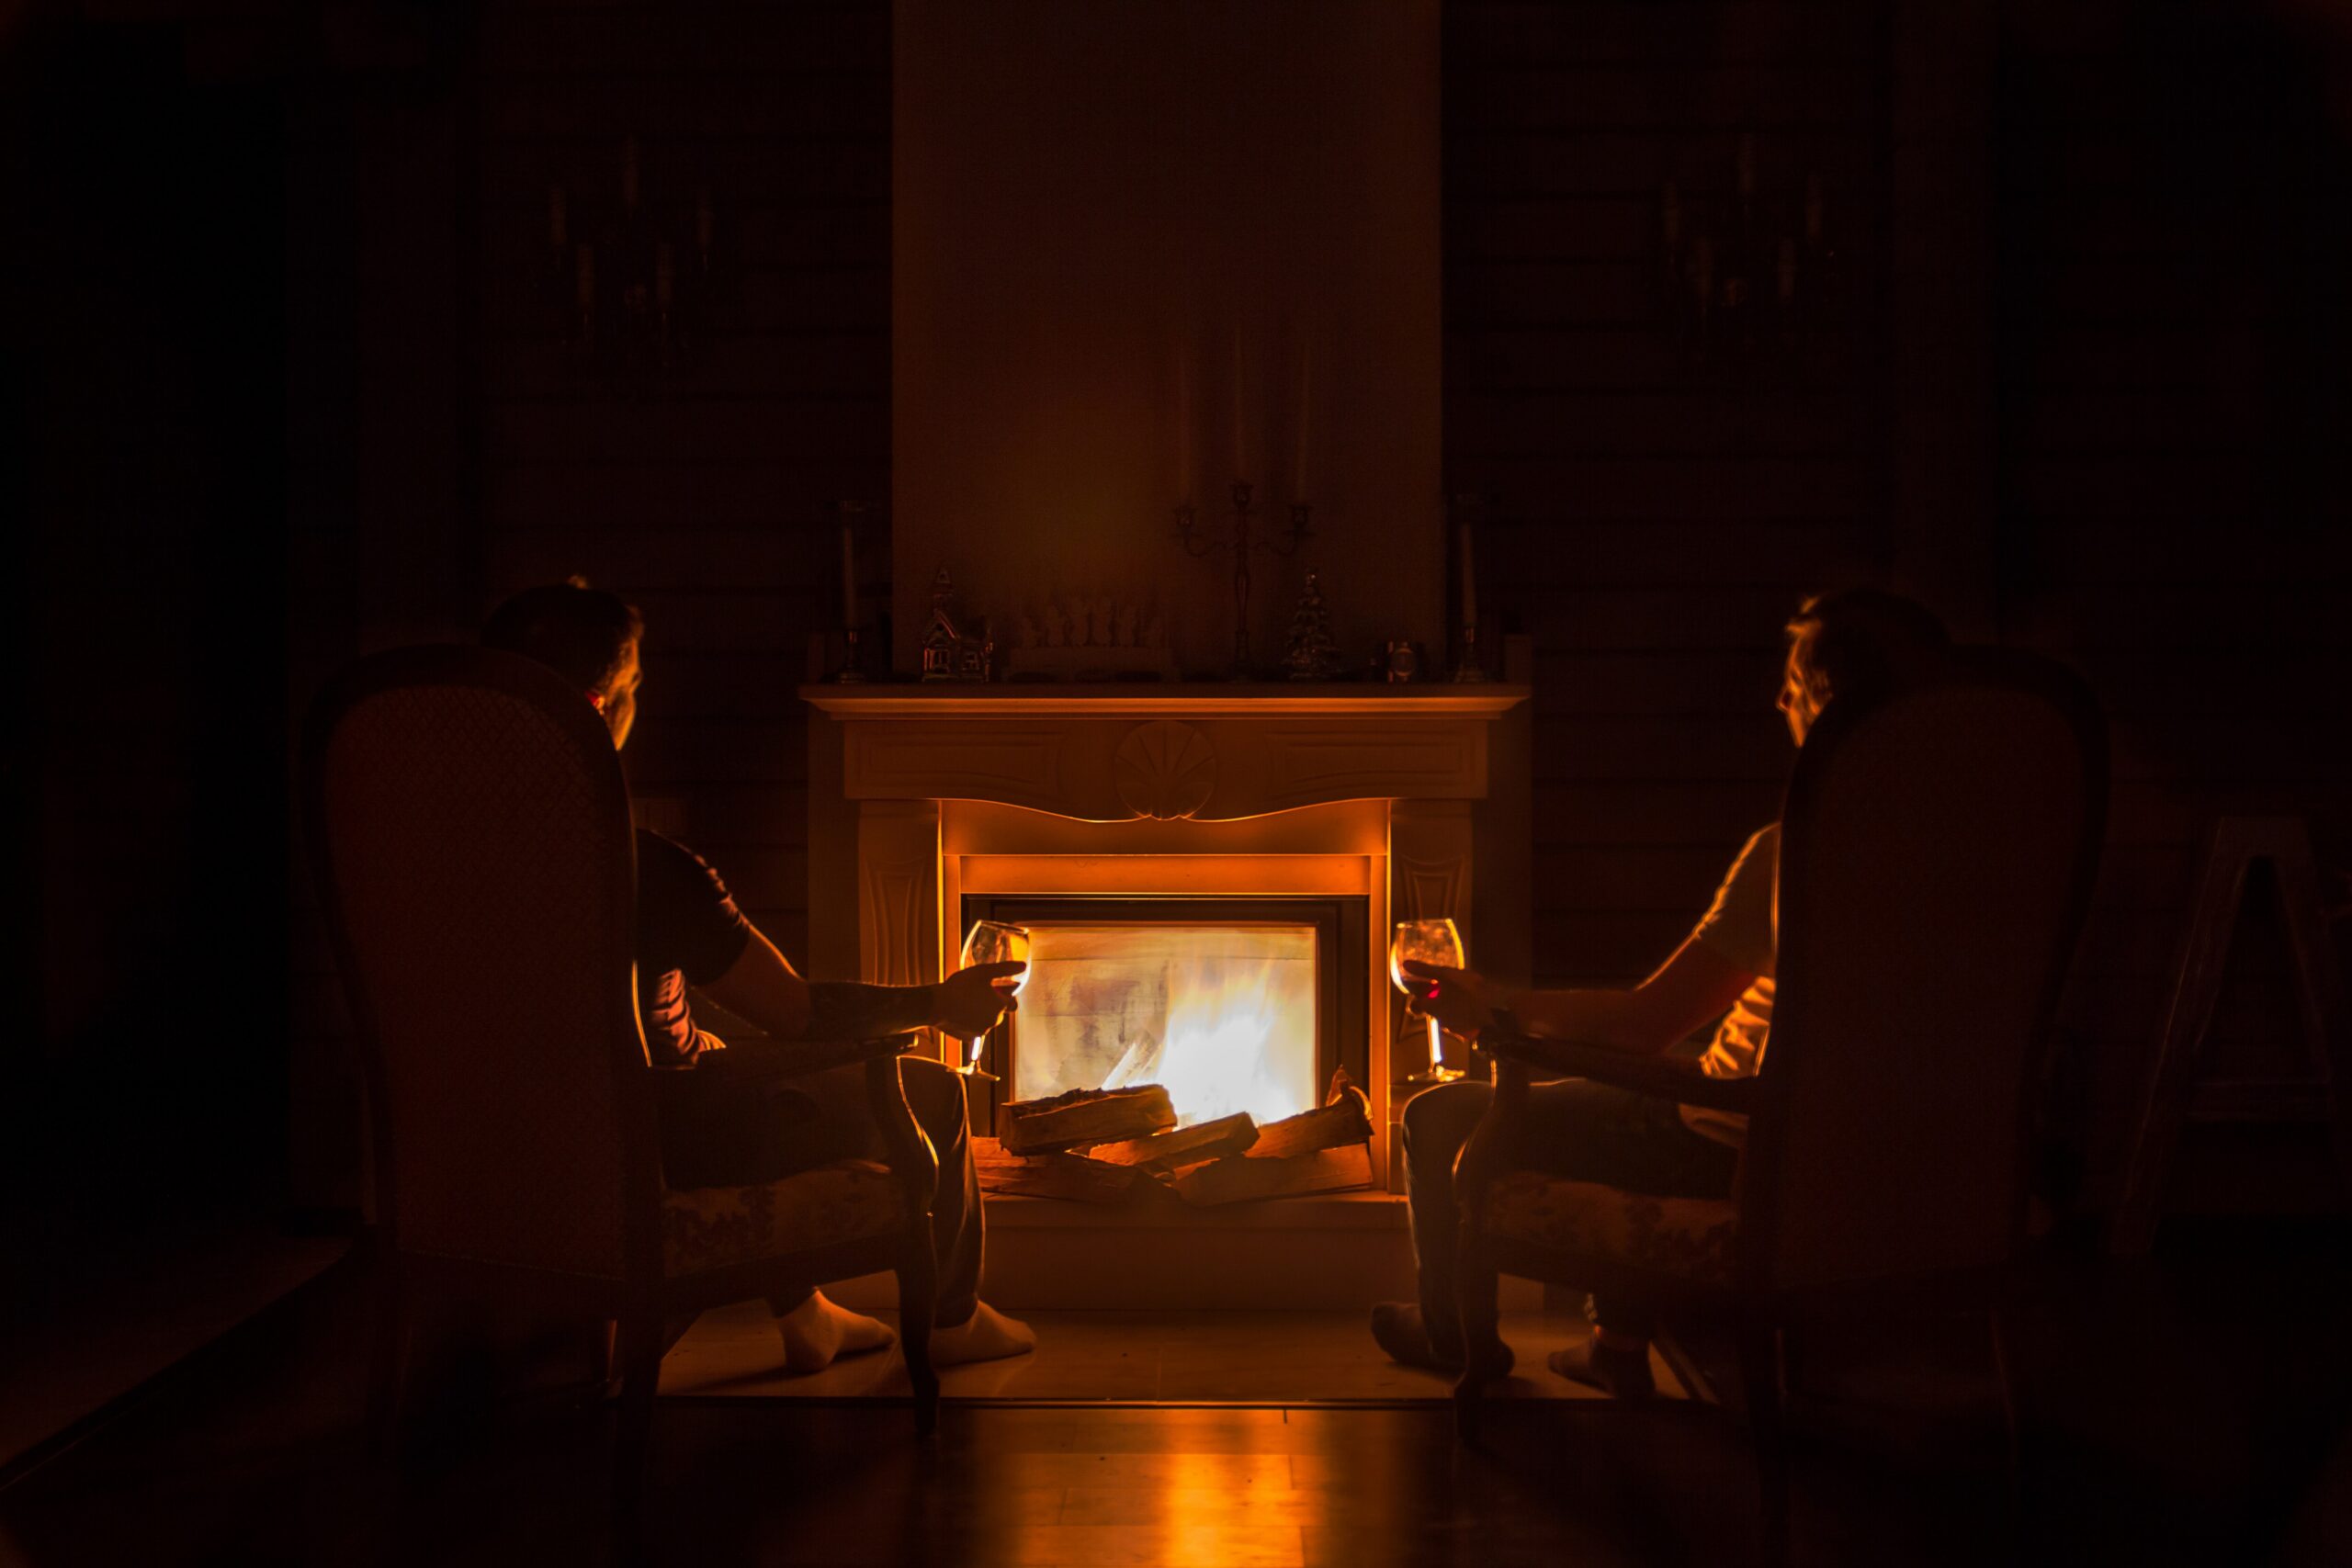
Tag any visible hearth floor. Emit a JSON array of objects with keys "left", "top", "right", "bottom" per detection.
[{"left": 658, "top": 1304, "right": 1690, "bottom": 1404}]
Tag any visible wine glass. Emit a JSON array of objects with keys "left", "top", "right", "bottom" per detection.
[
  {"left": 1389, "top": 919, "right": 1465, "bottom": 1083},
  {"left": 955, "top": 919, "right": 1033, "bottom": 1076}
]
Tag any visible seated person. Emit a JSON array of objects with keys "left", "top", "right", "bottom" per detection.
[
  {"left": 1374, "top": 590, "right": 1949, "bottom": 1398},
  {"left": 483, "top": 579, "right": 1035, "bottom": 1371}
]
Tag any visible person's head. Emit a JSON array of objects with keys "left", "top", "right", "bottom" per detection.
[
  {"left": 1778, "top": 590, "right": 1950, "bottom": 746},
  {"left": 481, "top": 577, "right": 644, "bottom": 748}
]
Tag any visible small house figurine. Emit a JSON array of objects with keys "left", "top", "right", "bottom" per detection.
[{"left": 920, "top": 567, "right": 994, "bottom": 682}]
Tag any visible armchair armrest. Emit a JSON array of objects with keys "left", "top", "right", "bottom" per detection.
[
  {"left": 674, "top": 1033, "right": 923, "bottom": 1085},
  {"left": 1484, "top": 1033, "right": 1758, "bottom": 1116}
]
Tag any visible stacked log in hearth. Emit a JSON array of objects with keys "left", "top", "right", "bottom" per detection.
[{"left": 974, "top": 1071, "right": 1374, "bottom": 1205}]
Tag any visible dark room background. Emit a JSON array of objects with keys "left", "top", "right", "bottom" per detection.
[{"left": 10, "top": 0, "right": 2348, "bottom": 1263}]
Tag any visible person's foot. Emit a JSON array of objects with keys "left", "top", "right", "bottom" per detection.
[
  {"left": 775, "top": 1291, "right": 896, "bottom": 1374},
  {"left": 1546, "top": 1334, "right": 1656, "bottom": 1401},
  {"left": 1370, "top": 1302, "right": 1459, "bottom": 1371},
  {"left": 929, "top": 1301, "right": 1036, "bottom": 1366},
  {"left": 1369, "top": 1303, "right": 1514, "bottom": 1377}
]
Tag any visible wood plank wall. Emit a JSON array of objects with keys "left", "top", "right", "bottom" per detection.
[
  {"left": 1442, "top": 1, "right": 1884, "bottom": 988},
  {"left": 473, "top": 0, "right": 894, "bottom": 988},
  {"left": 277, "top": 0, "right": 2346, "bottom": 1220}
]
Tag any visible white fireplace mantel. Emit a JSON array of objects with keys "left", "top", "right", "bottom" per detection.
[
  {"left": 804, "top": 683, "right": 1528, "bottom": 823},
  {"left": 801, "top": 682, "right": 1530, "bottom": 1193}
]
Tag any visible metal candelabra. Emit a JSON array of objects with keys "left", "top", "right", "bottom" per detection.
[{"left": 1176, "top": 481, "right": 1314, "bottom": 681}]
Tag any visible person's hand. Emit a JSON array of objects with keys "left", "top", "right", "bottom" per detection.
[
  {"left": 1400, "top": 961, "right": 1506, "bottom": 1040},
  {"left": 935, "top": 962, "right": 1025, "bottom": 1039}
]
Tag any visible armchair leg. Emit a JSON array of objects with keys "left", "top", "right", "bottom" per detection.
[
  {"left": 364, "top": 1247, "right": 407, "bottom": 1461},
  {"left": 1453, "top": 1233, "right": 1505, "bottom": 1446},
  {"left": 1736, "top": 1325, "right": 1792, "bottom": 1568},
  {"left": 897, "top": 1232, "right": 941, "bottom": 1437},
  {"left": 613, "top": 1310, "right": 665, "bottom": 1517},
  {"left": 1989, "top": 1305, "right": 2024, "bottom": 1513}
]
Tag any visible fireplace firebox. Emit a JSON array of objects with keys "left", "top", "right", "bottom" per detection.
[{"left": 960, "top": 896, "right": 1369, "bottom": 1134}]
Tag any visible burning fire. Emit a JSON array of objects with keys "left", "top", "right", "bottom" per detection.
[
  {"left": 1102, "top": 951, "right": 1316, "bottom": 1128},
  {"left": 1017, "top": 923, "right": 1318, "bottom": 1129}
]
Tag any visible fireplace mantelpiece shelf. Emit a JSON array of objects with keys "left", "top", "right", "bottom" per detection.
[{"left": 805, "top": 684, "right": 1531, "bottom": 717}]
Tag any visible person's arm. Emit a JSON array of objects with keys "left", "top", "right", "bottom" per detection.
[
  {"left": 1404, "top": 934, "right": 1754, "bottom": 1064},
  {"left": 699, "top": 925, "right": 1023, "bottom": 1045}
]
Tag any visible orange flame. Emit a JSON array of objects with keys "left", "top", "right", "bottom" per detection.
[{"left": 1102, "top": 948, "right": 1316, "bottom": 1128}]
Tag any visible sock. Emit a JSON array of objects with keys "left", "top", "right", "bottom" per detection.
[
  {"left": 1546, "top": 1334, "right": 1656, "bottom": 1400},
  {"left": 775, "top": 1291, "right": 896, "bottom": 1374},
  {"left": 928, "top": 1302, "right": 1037, "bottom": 1366}
]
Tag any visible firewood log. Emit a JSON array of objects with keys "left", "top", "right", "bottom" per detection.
[
  {"left": 1245, "top": 1069, "right": 1374, "bottom": 1161},
  {"left": 1001, "top": 1084, "right": 1176, "bottom": 1156},
  {"left": 973, "top": 1140, "right": 1152, "bottom": 1203},
  {"left": 1085, "top": 1111, "right": 1259, "bottom": 1168},
  {"left": 1173, "top": 1145, "right": 1374, "bottom": 1206}
]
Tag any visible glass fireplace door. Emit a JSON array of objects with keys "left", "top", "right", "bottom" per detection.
[{"left": 964, "top": 897, "right": 1367, "bottom": 1133}]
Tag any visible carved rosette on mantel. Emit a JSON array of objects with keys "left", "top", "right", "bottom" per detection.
[
  {"left": 1113, "top": 720, "right": 1217, "bottom": 820},
  {"left": 801, "top": 682, "right": 1531, "bottom": 1191}
]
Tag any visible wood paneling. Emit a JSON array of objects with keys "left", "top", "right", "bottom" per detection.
[
  {"left": 473, "top": 0, "right": 892, "bottom": 1022},
  {"left": 1443, "top": 0, "right": 1878, "bottom": 997}
]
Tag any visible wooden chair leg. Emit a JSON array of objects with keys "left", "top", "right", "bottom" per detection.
[
  {"left": 364, "top": 1249, "right": 407, "bottom": 1461},
  {"left": 1989, "top": 1304, "right": 2024, "bottom": 1513},
  {"left": 1452, "top": 1233, "right": 1504, "bottom": 1446},
  {"left": 897, "top": 1233, "right": 941, "bottom": 1437},
  {"left": 1736, "top": 1324, "right": 1792, "bottom": 1568},
  {"left": 613, "top": 1310, "right": 665, "bottom": 1517}
]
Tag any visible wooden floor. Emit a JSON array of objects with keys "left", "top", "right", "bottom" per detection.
[
  {"left": 661, "top": 1303, "right": 1689, "bottom": 1404},
  {"left": 4, "top": 1224, "right": 2350, "bottom": 1566}
]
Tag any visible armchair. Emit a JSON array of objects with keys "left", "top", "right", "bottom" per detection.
[
  {"left": 300, "top": 647, "right": 941, "bottom": 1501},
  {"left": 1453, "top": 648, "right": 2107, "bottom": 1555}
]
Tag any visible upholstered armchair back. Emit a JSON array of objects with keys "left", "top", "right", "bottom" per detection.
[
  {"left": 1748, "top": 650, "right": 2105, "bottom": 1297},
  {"left": 305, "top": 647, "right": 658, "bottom": 1281}
]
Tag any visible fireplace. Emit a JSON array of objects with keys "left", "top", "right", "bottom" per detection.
[
  {"left": 801, "top": 682, "right": 1529, "bottom": 1197},
  {"left": 959, "top": 896, "right": 1369, "bottom": 1134}
]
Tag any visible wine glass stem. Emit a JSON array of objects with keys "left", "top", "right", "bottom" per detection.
[{"left": 1426, "top": 1015, "right": 1444, "bottom": 1076}]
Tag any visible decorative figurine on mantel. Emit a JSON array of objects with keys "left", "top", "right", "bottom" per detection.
[
  {"left": 920, "top": 567, "right": 994, "bottom": 682},
  {"left": 1002, "top": 589, "right": 1177, "bottom": 682},
  {"left": 1283, "top": 570, "right": 1344, "bottom": 681}
]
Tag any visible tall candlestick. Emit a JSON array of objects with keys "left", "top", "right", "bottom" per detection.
[
  {"left": 840, "top": 514, "right": 857, "bottom": 628},
  {"left": 1292, "top": 341, "right": 1311, "bottom": 499},
  {"left": 1175, "top": 335, "right": 1193, "bottom": 502},
  {"left": 1459, "top": 517, "right": 1477, "bottom": 633},
  {"left": 1231, "top": 325, "right": 1247, "bottom": 479}
]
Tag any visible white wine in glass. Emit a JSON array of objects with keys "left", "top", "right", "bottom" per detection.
[
  {"left": 955, "top": 919, "right": 1033, "bottom": 1076},
  {"left": 1389, "top": 919, "right": 1465, "bottom": 1082}
]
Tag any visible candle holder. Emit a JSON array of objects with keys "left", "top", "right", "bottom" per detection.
[
  {"left": 545, "top": 136, "right": 724, "bottom": 389},
  {"left": 1451, "top": 621, "right": 1489, "bottom": 683},
  {"left": 836, "top": 626, "right": 867, "bottom": 684},
  {"left": 1175, "top": 480, "right": 1313, "bottom": 681}
]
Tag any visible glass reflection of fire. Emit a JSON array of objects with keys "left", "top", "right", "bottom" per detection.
[{"left": 1011, "top": 924, "right": 1317, "bottom": 1129}]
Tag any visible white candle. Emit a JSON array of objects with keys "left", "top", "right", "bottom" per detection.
[
  {"left": 1231, "top": 325, "right": 1247, "bottom": 479},
  {"left": 841, "top": 515, "right": 857, "bottom": 627},
  {"left": 1293, "top": 341, "right": 1312, "bottom": 499},
  {"left": 1175, "top": 335, "right": 1193, "bottom": 501},
  {"left": 1459, "top": 518, "right": 1477, "bottom": 632}
]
